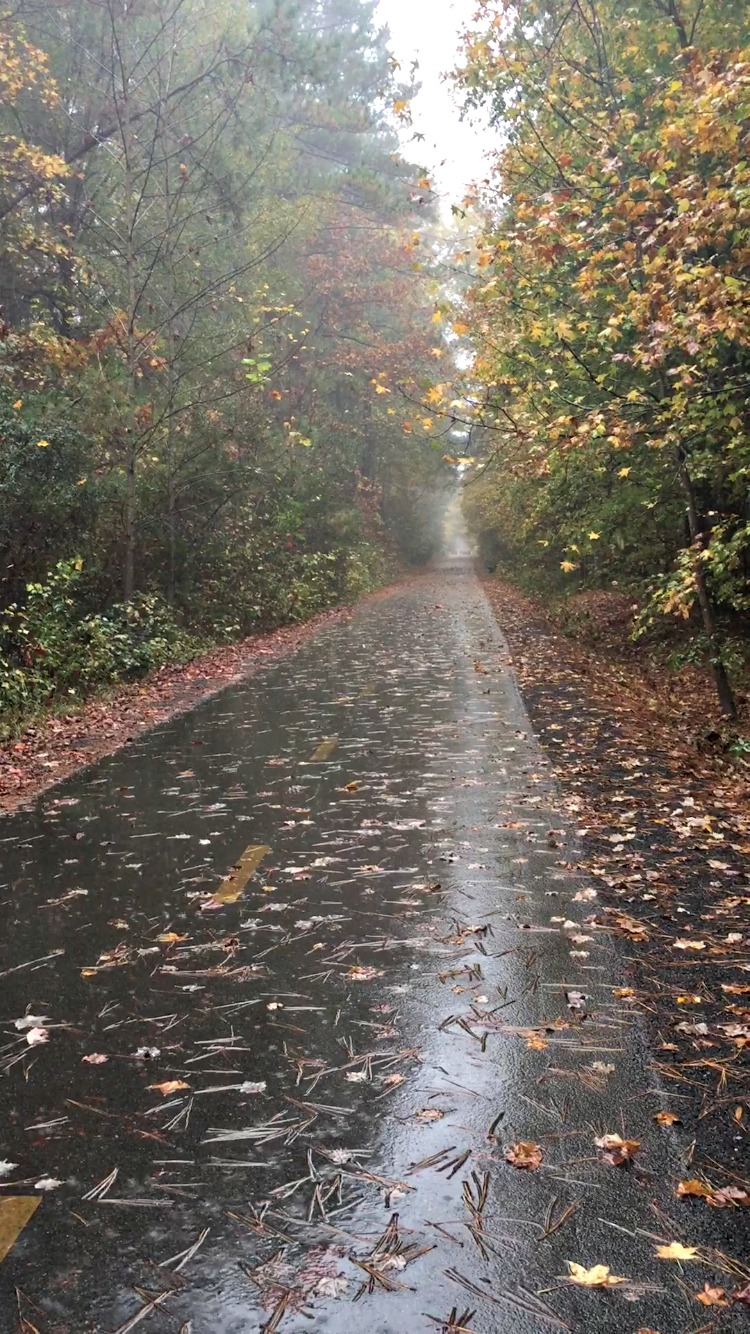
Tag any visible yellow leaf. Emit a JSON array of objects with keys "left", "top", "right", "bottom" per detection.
[
  {"left": 417, "top": 176, "right": 431, "bottom": 190},
  {"left": 393, "top": 99, "right": 409, "bottom": 115},
  {"left": 452, "top": 321, "right": 470, "bottom": 336},
  {"left": 676, "top": 1179, "right": 713, "bottom": 1199},
  {"left": 35, "top": 439, "right": 50, "bottom": 448},
  {"left": 567, "top": 1262, "right": 626, "bottom": 1288},
  {"left": 655, "top": 1241, "right": 698, "bottom": 1260},
  {"left": 12, "top": 400, "right": 22, "bottom": 410},
  {"left": 525, "top": 1033, "right": 548, "bottom": 1050},
  {"left": 618, "top": 467, "right": 631, "bottom": 478},
  {"left": 431, "top": 311, "right": 443, "bottom": 324},
  {"left": 560, "top": 560, "right": 578, "bottom": 573},
  {"left": 654, "top": 1110, "right": 682, "bottom": 1126},
  {"left": 588, "top": 531, "right": 600, "bottom": 540},
  {"left": 148, "top": 1080, "right": 190, "bottom": 1096}
]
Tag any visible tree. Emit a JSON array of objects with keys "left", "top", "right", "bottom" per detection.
[{"left": 453, "top": 0, "right": 749, "bottom": 714}]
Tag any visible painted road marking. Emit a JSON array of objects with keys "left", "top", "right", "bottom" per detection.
[
  {"left": 214, "top": 844, "right": 270, "bottom": 903},
  {"left": 0, "top": 1197, "right": 40, "bottom": 1265},
  {"left": 310, "top": 737, "right": 339, "bottom": 761}
]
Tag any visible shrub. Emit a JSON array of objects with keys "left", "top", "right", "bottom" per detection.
[{"left": 0, "top": 559, "right": 194, "bottom": 713}]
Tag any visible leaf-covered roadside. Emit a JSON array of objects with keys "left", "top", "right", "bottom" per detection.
[
  {"left": 483, "top": 575, "right": 749, "bottom": 1184},
  {"left": 0, "top": 598, "right": 356, "bottom": 813}
]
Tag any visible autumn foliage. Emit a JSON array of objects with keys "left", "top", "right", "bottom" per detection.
[{"left": 455, "top": 0, "right": 750, "bottom": 709}]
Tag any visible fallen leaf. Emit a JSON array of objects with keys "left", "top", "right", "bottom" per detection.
[
  {"left": 34, "top": 1177, "right": 61, "bottom": 1191},
  {"left": 25, "top": 1027, "right": 49, "bottom": 1046},
  {"left": 148, "top": 1080, "right": 190, "bottom": 1096},
  {"left": 526, "top": 1033, "right": 549, "bottom": 1050},
  {"left": 504, "top": 1141, "right": 542, "bottom": 1170},
  {"left": 673, "top": 940, "right": 706, "bottom": 951},
  {"left": 312, "top": 1276, "right": 348, "bottom": 1298},
  {"left": 695, "top": 1284, "right": 729, "bottom": 1308},
  {"left": 594, "top": 1132, "right": 640, "bottom": 1165},
  {"left": 654, "top": 1110, "right": 682, "bottom": 1126},
  {"left": 14, "top": 1015, "right": 51, "bottom": 1031},
  {"left": 567, "top": 1262, "right": 626, "bottom": 1288},
  {"left": 677, "top": 1179, "right": 713, "bottom": 1200},
  {"left": 347, "top": 965, "right": 383, "bottom": 981},
  {"left": 655, "top": 1241, "right": 698, "bottom": 1260},
  {"left": 82, "top": 1053, "right": 108, "bottom": 1065}
]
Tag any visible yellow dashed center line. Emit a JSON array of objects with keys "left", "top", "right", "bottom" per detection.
[{"left": 213, "top": 843, "right": 270, "bottom": 903}]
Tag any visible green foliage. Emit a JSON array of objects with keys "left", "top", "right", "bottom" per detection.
[
  {"left": 0, "top": 560, "right": 194, "bottom": 713},
  {"left": 0, "top": 0, "right": 442, "bottom": 726}
]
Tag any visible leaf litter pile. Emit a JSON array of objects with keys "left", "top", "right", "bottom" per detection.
[{"left": 0, "top": 563, "right": 747, "bottom": 1332}]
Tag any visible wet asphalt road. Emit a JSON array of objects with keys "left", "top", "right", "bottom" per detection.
[{"left": 0, "top": 560, "right": 745, "bottom": 1333}]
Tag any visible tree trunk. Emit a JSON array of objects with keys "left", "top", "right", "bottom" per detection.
[
  {"left": 676, "top": 449, "right": 736, "bottom": 718},
  {"left": 124, "top": 454, "right": 136, "bottom": 603}
]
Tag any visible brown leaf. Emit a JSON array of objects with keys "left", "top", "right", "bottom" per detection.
[
  {"left": 653, "top": 1110, "right": 682, "bottom": 1126},
  {"left": 504, "top": 1141, "right": 542, "bottom": 1170},
  {"left": 677, "top": 1179, "right": 749, "bottom": 1207},
  {"left": 147, "top": 1080, "right": 190, "bottom": 1096},
  {"left": 594, "top": 1132, "right": 640, "bottom": 1166},
  {"left": 695, "top": 1284, "right": 729, "bottom": 1308}
]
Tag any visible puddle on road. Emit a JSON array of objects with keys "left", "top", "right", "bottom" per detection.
[{"left": 0, "top": 564, "right": 743, "bottom": 1333}]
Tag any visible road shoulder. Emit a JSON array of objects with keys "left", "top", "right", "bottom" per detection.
[{"left": 482, "top": 572, "right": 750, "bottom": 1210}]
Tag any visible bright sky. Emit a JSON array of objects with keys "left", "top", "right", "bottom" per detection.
[{"left": 375, "top": 0, "right": 494, "bottom": 204}]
